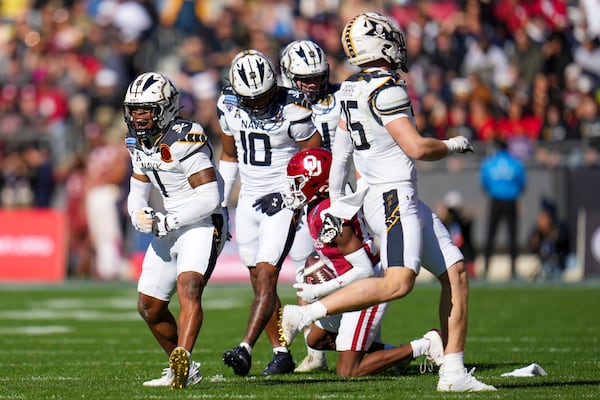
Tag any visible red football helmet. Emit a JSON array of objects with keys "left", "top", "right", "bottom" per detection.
[{"left": 287, "top": 147, "right": 332, "bottom": 206}]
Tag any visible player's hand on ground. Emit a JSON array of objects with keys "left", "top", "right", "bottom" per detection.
[
  {"left": 133, "top": 207, "right": 155, "bottom": 233},
  {"left": 253, "top": 192, "right": 285, "bottom": 216},
  {"left": 293, "top": 283, "right": 320, "bottom": 303},
  {"left": 318, "top": 213, "right": 344, "bottom": 244},
  {"left": 151, "top": 212, "right": 169, "bottom": 237}
]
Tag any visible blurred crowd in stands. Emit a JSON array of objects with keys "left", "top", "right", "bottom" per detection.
[{"left": 0, "top": 0, "right": 599, "bottom": 278}]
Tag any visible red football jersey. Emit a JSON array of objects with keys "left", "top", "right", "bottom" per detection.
[{"left": 306, "top": 197, "right": 379, "bottom": 276}]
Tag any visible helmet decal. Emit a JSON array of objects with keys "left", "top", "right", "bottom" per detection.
[
  {"left": 280, "top": 40, "right": 329, "bottom": 102},
  {"left": 303, "top": 155, "right": 323, "bottom": 177},
  {"left": 229, "top": 50, "right": 277, "bottom": 115},
  {"left": 341, "top": 12, "right": 408, "bottom": 72},
  {"left": 286, "top": 147, "right": 332, "bottom": 206},
  {"left": 123, "top": 72, "right": 180, "bottom": 150}
]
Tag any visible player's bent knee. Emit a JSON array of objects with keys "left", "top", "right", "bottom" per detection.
[
  {"left": 381, "top": 267, "right": 416, "bottom": 301},
  {"left": 178, "top": 272, "right": 206, "bottom": 300},
  {"left": 336, "top": 365, "right": 363, "bottom": 377},
  {"left": 137, "top": 296, "right": 168, "bottom": 323}
]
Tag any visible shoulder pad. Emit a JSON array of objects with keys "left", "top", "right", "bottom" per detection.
[
  {"left": 167, "top": 121, "right": 210, "bottom": 161},
  {"left": 220, "top": 87, "right": 239, "bottom": 109},
  {"left": 370, "top": 84, "right": 411, "bottom": 115},
  {"left": 221, "top": 86, "right": 235, "bottom": 97},
  {"left": 346, "top": 69, "right": 399, "bottom": 84},
  {"left": 345, "top": 71, "right": 365, "bottom": 83},
  {"left": 161, "top": 119, "right": 205, "bottom": 146}
]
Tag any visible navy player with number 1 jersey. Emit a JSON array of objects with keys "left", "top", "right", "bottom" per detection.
[{"left": 124, "top": 72, "right": 227, "bottom": 389}]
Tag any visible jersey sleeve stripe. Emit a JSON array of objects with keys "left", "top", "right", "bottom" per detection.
[{"left": 179, "top": 145, "right": 204, "bottom": 162}]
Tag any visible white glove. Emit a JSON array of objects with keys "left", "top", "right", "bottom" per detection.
[
  {"left": 293, "top": 282, "right": 321, "bottom": 303},
  {"left": 443, "top": 136, "right": 473, "bottom": 155},
  {"left": 151, "top": 212, "right": 169, "bottom": 237},
  {"left": 133, "top": 207, "right": 155, "bottom": 233}
]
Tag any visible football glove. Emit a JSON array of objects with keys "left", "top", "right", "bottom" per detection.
[
  {"left": 318, "top": 213, "right": 344, "bottom": 244},
  {"left": 133, "top": 207, "right": 155, "bottom": 233},
  {"left": 293, "top": 282, "right": 320, "bottom": 303},
  {"left": 443, "top": 136, "right": 474, "bottom": 155},
  {"left": 222, "top": 207, "right": 232, "bottom": 241},
  {"left": 151, "top": 212, "right": 169, "bottom": 237},
  {"left": 253, "top": 192, "right": 286, "bottom": 216}
]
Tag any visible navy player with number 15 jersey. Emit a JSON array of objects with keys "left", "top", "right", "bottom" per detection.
[{"left": 280, "top": 12, "right": 496, "bottom": 393}]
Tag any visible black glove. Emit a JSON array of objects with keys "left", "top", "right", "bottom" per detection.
[
  {"left": 222, "top": 207, "right": 232, "bottom": 241},
  {"left": 318, "top": 213, "right": 344, "bottom": 244},
  {"left": 253, "top": 192, "right": 286, "bottom": 216}
]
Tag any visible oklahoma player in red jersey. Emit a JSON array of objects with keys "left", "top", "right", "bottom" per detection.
[{"left": 277, "top": 147, "right": 443, "bottom": 376}]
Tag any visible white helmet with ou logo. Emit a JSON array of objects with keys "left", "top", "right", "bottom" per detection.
[
  {"left": 341, "top": 12, "right": 408, "bottom": 72},
  {"left": 280, "top": 40, "right": 329, "bottom": 102},
  {"left": 229, "top": 50, "right": 277, "bottom": 116},
  {"left": 123, "top": 72, "right": 179, "bottom": 145}
]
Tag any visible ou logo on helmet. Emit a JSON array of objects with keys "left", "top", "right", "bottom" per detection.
[{"left": 303, "top": 155, "right": 322, "bottom": 176}]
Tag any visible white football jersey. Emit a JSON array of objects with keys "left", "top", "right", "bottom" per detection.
[
  {"left": 311, "top": 83, "right": 341, "bottom": 151},
  {"left": 217, "top": 86, "right": 316, "bottom": 197},
  {"left": 126, "top": 118, "right": 223, "bottom": 218},
  {"left": 337, "top": 68, "right": 416, "bottom": 185}
]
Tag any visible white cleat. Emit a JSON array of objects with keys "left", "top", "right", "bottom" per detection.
[
  {"left": 420, "top": 329, "right": 444, "bottom": 373},
  {"left": 294, "top": 351, "right": 328, "bottom": 372},
  {"left": 278, "top": 305, "right": 310, "bottom": 347},
  {"left": 143, "top": 361, "right": 201, "bottom": 387},
  {"left": 186, "top": 361, "right": 203, "bottom": 385},
  {"left": 437, "top": 366, "right": 497, "bottom": 392}
]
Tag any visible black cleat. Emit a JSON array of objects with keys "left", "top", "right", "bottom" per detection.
[
  {"left": 261, "top": 351, "right": 295, "bottom": 375},
  {"left": 223, "top": 346, "right": 251, "bottom": 376}
]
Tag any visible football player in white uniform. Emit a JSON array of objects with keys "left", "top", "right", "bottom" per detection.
[
  {"left": 280, "top": 39, "right": 341, "bottom": 151},
  {"left": 218, "top": 50, "right": 322, "bottom": 376},
  {"left": 124, "top": 72, "right": 228, "bottom": 389},
  {"left": 274, "top": 148, "right": 444, "bottom": 377},
  {"left": 278, "top": 39, "right": 341, "bottom": 372},
  {"left": 280, "top": 13, "right": 496, "bottom": 392}
]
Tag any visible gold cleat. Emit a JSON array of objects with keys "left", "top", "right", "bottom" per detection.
[{"left": 169, "top": 347, "right": 190, "bottom": 389}]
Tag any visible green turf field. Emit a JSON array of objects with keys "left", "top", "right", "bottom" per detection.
[{"left": 0, "top": 280, "right": 598, "bottom": 399}]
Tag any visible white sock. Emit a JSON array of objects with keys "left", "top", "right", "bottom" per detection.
[
  {"left": 303, "top": 326, "right": 311, "bottom": 341},
  {"left": 273, "top": 346, "right": 289, "bottom": 353},
  {"left": 240, "top": 342, "right": 252, "bottom": 355},
  {"left": 443, "top": 352, "right": 465, "bottom": 374},
  {"left": 304, "top": 301, "right": 327, "bottom": 324},
  {"left": 409, "top": 338, "right": 429, "bottom": 358},
  {"left": 304, "top": 327, "right": 316, "bottom": 354}
]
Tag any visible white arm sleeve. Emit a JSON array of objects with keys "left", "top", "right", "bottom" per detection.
[
  {"left": 127, "top": 177, "right": 152, "bottom": 220},
  {"left": 218, "top": 160, "right": 238, "bottom": 208},
  {"left": 313, "top": 247, "right": 374, "bottom": 298},
  {"left": 164, "top": 181, "right": 220, "bottom": 230},
  {"left": 329, "top": 127, "right": 354, "bottom": 202}
]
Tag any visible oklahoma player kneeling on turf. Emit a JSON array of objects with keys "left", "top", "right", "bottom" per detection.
[{"left": 260, "top": 148, "right": 444, "bottom": 376}]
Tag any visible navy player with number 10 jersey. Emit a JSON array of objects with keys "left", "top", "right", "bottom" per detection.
[{"left": 217, "top": 50, "right": 322, "bottom": 376}]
